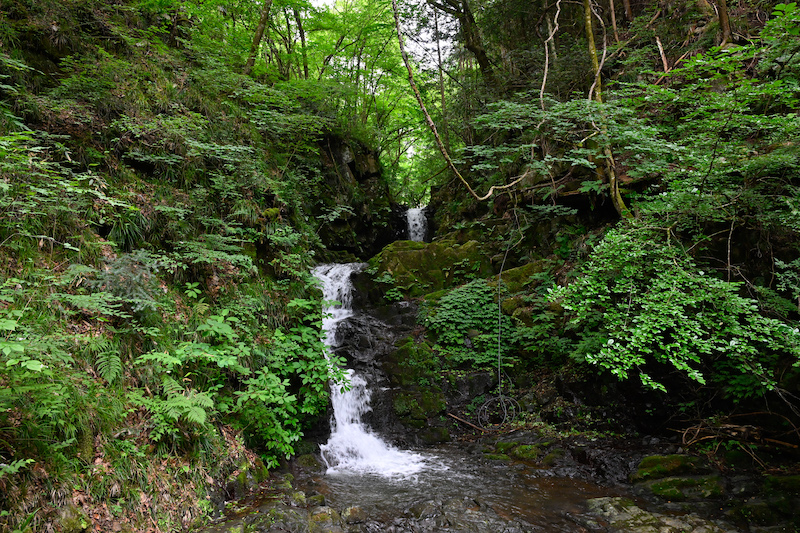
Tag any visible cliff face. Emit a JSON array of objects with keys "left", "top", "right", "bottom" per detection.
[{"left": 315, "top": 136, "right": 407, "bottom": 259}]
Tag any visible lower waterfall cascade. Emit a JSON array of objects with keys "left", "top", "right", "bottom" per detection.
[{"left": 313, "top": 263, "right": 428, "bottom": 477}]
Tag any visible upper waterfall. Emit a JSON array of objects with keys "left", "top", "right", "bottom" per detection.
[{"left": 406, "top": 207, "right": 427, "bottom": 242}]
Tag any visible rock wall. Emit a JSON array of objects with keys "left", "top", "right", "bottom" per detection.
[{"left": 314, "top": 136, "right": 406, "bottom": 259}]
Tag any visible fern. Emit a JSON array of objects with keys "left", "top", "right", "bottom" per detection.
[
  {"left": 96, "top": 349, "right": 122, "bottom": 384},
  {"left": 161, "top": 376, "right": 213, "bottom": 427}
]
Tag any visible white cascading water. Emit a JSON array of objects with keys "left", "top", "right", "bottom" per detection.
[
  {"left": 313, "top": 263, "right": 426, "bottom": 477},
  {"left": 406, "top": 207, "right": 427, "bottom": 242}
]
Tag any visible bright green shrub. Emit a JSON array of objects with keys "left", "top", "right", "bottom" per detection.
[
  {"left": 553, "top": 226, "right": 800, "bottom": 398},
  {"left": 421, "top": 279, "right": 515, "bottom": 369}
]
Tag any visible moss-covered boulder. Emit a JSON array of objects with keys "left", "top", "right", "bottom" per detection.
[
  {"left": 587, "top": 497, "right": 732, "bottom": 532},
  {"left": 511, "top": 444, "right": 542, "bottom": 461},
  {"left": 369, "top": 239, "right": 493, "bottom": 298},
  {"left": 384, "top": 337, "right": 439, "bottom": 388},
  {"left": 646, "top": 475, "right": 725, "bottom": 501},
  {"left": 393, "top": 389, "right": 446, "bottom": 424},
  {"left": 493, "top": 260, "right": 550, "bottom": 294},
  {"left": 309, "top": 506, "right": 343, "bottom": 533},
  {"left": 630, "top": 454, "right": 709, "bottom": 482}
]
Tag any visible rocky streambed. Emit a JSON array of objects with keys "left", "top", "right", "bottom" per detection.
[
  {"left": 198, "top": 261, "right": 800, "bottom": 533},
  {"left": 198, "top": 434, "right": 800, "bottom": 533}
]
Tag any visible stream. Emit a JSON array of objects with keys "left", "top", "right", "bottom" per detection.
[
  {"left": 197, "top": 262, "right": 635, "bottom": 532},
  {"left": 198, "top": 251, "right": 747, "bottom": 532}
]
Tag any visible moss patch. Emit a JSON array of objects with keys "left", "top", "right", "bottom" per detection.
[
  {"left": 630, "top": 454, "right": 708, "bottom": 482},
  {"left": 646, "top": 475, "right": 725, "bottom": 501},
  {"left": 369, "top": 239, "right": 493, "bottom": 298},
  {"left": 511, "top": 444, "right": 541, "bottom": 461}
]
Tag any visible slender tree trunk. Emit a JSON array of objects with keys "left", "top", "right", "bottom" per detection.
[
  {"left": 621, "top": 0, "right": 633, "bottom": 21},
  {"left": 545, "top": 15, "right": 557, "bottom": 62},
  {"left": 434, "top": 10, "right": 451, "bottom": 152},
  {"left": 293, "top": 8, "right": 309, "bottom": 79},
  {"left": 458, "top": 0, "right": 497, "bottom": 89},
  {"left": 392, "top": 0, "right": 524, "bottom": 201},
  {"left": 243, "top": 0, "right": 274, "bottom": 76},
  {"left": 717, "top": 0, "right": 732, "bottom": 46},
  {"left": 583, "top": 0, "right": 602, "bottom": 103},
  {"left": 584, "top": 0, "right": 631, "bottom": 218},
  {"left": 609, "top": 0, "right": 620, "bottom": 43},
  {"left": 428, "top": 0, "right": 497, "bottom": 90}
]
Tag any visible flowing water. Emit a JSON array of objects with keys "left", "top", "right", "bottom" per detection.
[
  {"left": 406, "top": 207, "right": 427, "bottom": 242},
  {"left": 304, "top": 263, "right": 628, "bottom": 531},
  {"left": 200, "top": 264, "right": 631, "bottom": 532},
  {"left": 313, "top": 263, "right": 429, "bottom": 477}
]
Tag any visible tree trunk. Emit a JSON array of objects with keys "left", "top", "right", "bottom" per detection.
[
  {"left": 434, "top": 10, "right": 451, "bottom": 152},
  {"left": 428, "top": 0, "right": 497, "bottom": 90},
  {"left": 609, "top": 0, "right": 620, "bottom": 43},
  {"left": 293, "top": 8, "right": 309, "bottom": 79},
  {"left": 717, "top": 0, "right": 732, "bottom": 46},
  {"left": 243, "top": 0, "right": 274, "bottom": 76},
  {"left": 621, "top": 0, "right": 633, "bottom": 21},
  {"left": 583, "top": 0, "right": 602, "bottom": 103},
  {"left": 584, "top": 0, "right": 631, "bottom": 218}
]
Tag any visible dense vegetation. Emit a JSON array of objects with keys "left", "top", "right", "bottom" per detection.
[{"left": 1, "top": 0, "right": 799, "bottom": 529}]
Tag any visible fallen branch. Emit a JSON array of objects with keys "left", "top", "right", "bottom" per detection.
[{"left": 447, "top": 412, "right": 489, "bottom": 433}]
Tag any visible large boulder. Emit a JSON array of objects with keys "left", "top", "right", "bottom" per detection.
[{"left": 368, "top": 239, "right": 494, "bottom": 298}]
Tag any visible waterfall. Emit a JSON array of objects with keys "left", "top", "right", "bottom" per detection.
[
  {"left": 406, "top": 207, "right": 427, "bottom": 242},
  {"left": 313, "top": 263, "right": 426, "bottom": 477}
]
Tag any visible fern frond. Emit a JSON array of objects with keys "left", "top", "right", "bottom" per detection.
[{"left": 96, "top": 349, "right": 122, "bottom": 383}]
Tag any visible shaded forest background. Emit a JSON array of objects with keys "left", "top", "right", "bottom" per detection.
[{"left": 0, "top": 0, "right": 799, "bottom": 529}]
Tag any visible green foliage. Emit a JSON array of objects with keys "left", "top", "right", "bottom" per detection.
[
  {"left": 553, "top": 226, "right": 800, "bottom": 398},
  {"left": 421, "top": 279, "right": 515, "bottom": 368}
]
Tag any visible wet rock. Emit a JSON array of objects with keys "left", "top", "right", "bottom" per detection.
[
  {"left": 342, "top": 506, "right": 368, "bottom": 524},
  {"left": 295, "top": 454, "right": 323, "bottom": 472},
  {"left": 510, "top": 444, "right": 541, "bottom": 461},
  {"left": 419, "top": 426, "right": 451, "bottom": 444},
  {"left": 541, "top": 447, "right": 566, "bottom": 467},
  {"left": 587, "top": 496, "right": 737, "bottom": 532},
  {"left": 409, "top": 500, "right": 440, "bottom": 519},
  {"left": 256, "top": 504, "right": 311, "bottom": 532},
  {"left": 484, "top": 453, "right": 511, "bottom": 461},
  {"left": 309, "top": 506, "right": 342, "bottom": 533},
  {"left": 307, "top": 494, "right": 326, "bottom": 507}
]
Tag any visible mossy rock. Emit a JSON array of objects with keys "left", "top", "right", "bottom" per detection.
[
  {"left": 630, "top": 454, "right": 708, "bottom": 481},
  {"left": 511, "top": 444, "right": 541, "bottom": 461},
  {"left": 399, "top": 417, "right": 427, "bottom": 429},
  {"left": 541, "top": 447, "right": 565, "bottom": 466},
  {"left": 419, "top": 426, "right": 451, "bottom": 444},
  {"left": 735, "top": 499, "right": 781, "bottom": 526},
  {"left": 484, "top": 453, "right": 511, "bottom": 461},
  {"left": 307, "top": 494, "right": 326, "bottom": 506},
  {"left": 393, "top": 390, "right": 446, "bottom": 421},
  {"left": 495, "top": 441, "right": 519, "bottom": 454},
  {"left": 386, "top": 337, "right": 438, "bottom": 387},
  {"left": 309, "top": 506, "right": 342, "bottom": 533},
  {"left": 500, "top": 295, "right": 526, "bottom": 316},
  {"left": 393, "top": 393, "right": 422, "bottom": 418},
  {"left": 370, "top": 239, "right": 493, "bottom": 297},
  {"left": 764, "top": 475, "right": 800, "bottom": 496},
  {"left": 646, "top": 475, "right": 725, "bottom": 501},
  {"left": 493, "top": 260, "right": 550, "bottom": 294},
  {"left": 296, "top": 454, "right": 323, "bottom": 470}
]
